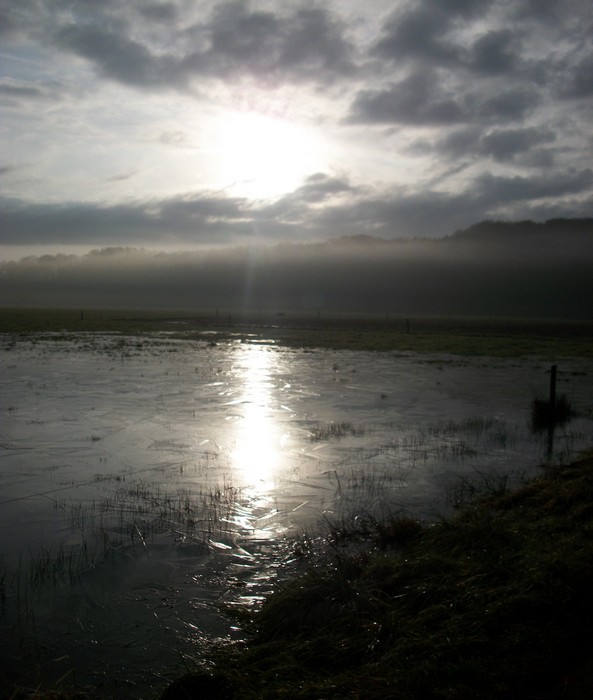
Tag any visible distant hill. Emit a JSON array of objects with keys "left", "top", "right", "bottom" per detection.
[{"left": 447, "top": 218, "right": 593, "bottom": 245}]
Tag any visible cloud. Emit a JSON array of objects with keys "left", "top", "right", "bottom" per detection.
[
  {"left": 430, "top": 126, "right": 557, "bottom": 162},
  {"left": 55, "top": 23, "right": 180, "bottom": 89},
  {"left": 476, "top": 86, "right": 540, "bottom": 121},
  {"left": 158, "top": 130, "right": 197, "bottom": 148},
  {"left": 256, "top": 173, "right": 358, "bottom": 227},
  {"left": 471, "top": 169, "right": 593, "bottom": 205},
  {"left": 371, "top": 4, "right": 462, "bottom": 66},
  {"left": 0, "top": 192, "right": 253, "bottom": 245},
  {"left": 104, "top": 171, "right": 138, "bottom": 183},
  {"left": 0, "top": 79, "right": 64, "bottom": 107},
  {"left": 347, "top": 71, "right": 466, "bottom": 126},
  {"left": 560, "top": 53, "right": 593, "bottom": 99},
  {"left": 0, "top": 82, "right": 49, "bottom": 99},
  {"left": 370, "top": 0, "right": 568, "bottom": 83},
  {"left": 47, "top": 1, "right": 356, "bottom": 91},
  {"left": 138, "top": 2, "right": 178, "bottom": 22},
  {"left": 2, "top": 162, "right": 592, "bottom": 247},
  {"left": 347, "top": 77, "right": 541, "bottom": 127},
  {"left": 466, "top": 30, "right": 521, "bottom": 75},
  {"left": 308, "top": 189, "right": 482, "bottom": 239},
  {"left": 0, "top": 0, "right": 591, "bottom": 252},
  {"left": 478, "top": 127, "right": 556, "bottom": 162},
  {"left": 0, "top": 164, "right": 20, "bottom": 175},
  {"left": 277, "top": 172, "right": 356, "bottom": 205},
  {"left": 198, "top": 3, "right": 355, "bottom": 82}
]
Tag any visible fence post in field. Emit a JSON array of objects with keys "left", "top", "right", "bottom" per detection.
[
  {"left": 547, "top": 364, "right": 558, "bottom": 459},
  {"left": 549, "top": 364, "right": 557, "bottom": 422}
]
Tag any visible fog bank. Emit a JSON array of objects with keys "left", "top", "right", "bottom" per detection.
[{"left": 2, "top": 220, "right": 592, "bottom": 319}]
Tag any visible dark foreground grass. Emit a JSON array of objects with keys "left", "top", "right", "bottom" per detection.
[
  {"left": 2, "top": 307, "right": 593, "bottom": 357},
  {"left": 163, "top": 452, "right": 593, "bottom": 700}
]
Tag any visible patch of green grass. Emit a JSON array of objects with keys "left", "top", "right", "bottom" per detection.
[
  {"left": 164, "top": 451, "right": 593, "bottom": 699},
  {"left": 2, "top": 308, "right": 593, "bottom": 357}
]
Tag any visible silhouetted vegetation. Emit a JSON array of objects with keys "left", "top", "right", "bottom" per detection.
[
  {"left": 531, "top": 394, "right": 575, "bottom": 431},
  {"left": 161, "top": 452, "right": 593, "bottom": 699}
]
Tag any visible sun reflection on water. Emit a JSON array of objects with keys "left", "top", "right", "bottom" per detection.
[{"left": 230, "top": 344, "right": 287, "bottom": 492}]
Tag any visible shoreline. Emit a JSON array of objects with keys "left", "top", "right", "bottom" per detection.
[{"left": 161, "top": 450, "right": 593, "bottom": 699}]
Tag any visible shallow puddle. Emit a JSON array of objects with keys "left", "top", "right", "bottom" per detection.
[{"left": 1, "top": 334, "right": 592, "bottom": 696}]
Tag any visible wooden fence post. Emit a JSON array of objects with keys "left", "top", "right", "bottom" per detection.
[{"left": 549, "top": 364, "right": 557, "bottom": 421}]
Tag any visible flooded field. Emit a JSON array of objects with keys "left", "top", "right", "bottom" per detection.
[{"left": 1, "top": 332, "right": 592, "bottom": 697}]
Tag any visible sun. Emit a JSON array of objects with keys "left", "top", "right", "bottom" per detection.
[{"left": 213, "top": 110, "right": 325, "bottom": 199}]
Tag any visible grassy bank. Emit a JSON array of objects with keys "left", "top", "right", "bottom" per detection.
[
  {"left": 2, "top": 307, "right": 593, "bottom": 357},
  {"left": 163, "top": 452, "right": 593, "bottom": 700}
]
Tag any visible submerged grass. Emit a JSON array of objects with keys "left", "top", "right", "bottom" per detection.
[
  {"left": 309, "top": 421, "right": 366, "bottom": 441},
  {"left": 164, "top": 451, "right": 593, "bottom": 699},
  {"left": 2, "top": 308, "right": 593, "bottom": 357}
]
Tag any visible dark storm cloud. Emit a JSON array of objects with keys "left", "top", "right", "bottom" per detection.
[
  {"left": 429, "top": 127, "right": 557, "bottom": 163},
  {"left": 371, "top": 4, "right": 462, "bottom": 65},
  {"left": 369, "top": 0, "right": 571, "bottom": 80},
  {"left": 347, "top": 80, "right": 540, "bottom": 127},
  {"left": 347, "top": 71, "right": 465, "bottom": 126},
  {"left": 48, "top": 1, "right": 355, "bottom": 89},
  {"left": 0, "top": 193, "right": 253, "bottom": 245},
  {"left": 0, "top": 0, "right": 37, "bottom": 37},
  {"left": 138, "top": 2, "right": 178, "bottom": 22},
  {"left": 467, "top": 30, "right": 521, "bottom": 76},
  {"left": 371, "top": 0, "right": 494, "bottom": 65},
  {"left": 195, "top": 3, "right": 354, "bottom": 82},
  {"left": 474, "top": 87, "right": 540, "bottom": 122},
  {"left": 0, "top": 82, "right": 48, "bottom": 99},
  {"left": 560, "top": 53, "right": 593, "bottom": 99},
  {"left": 351, "top": 0, "right": 589, "bottom": 127},
  {"left": 0, "top": 80, "right": 63, "bottom": 106},
  {"left": 307, "top": 189, "right": 482, "bottom": 239},
  {"left": 479, "top": 128, "right": 556, "bottom": 162},
  {"left": 56, "top": 23, "right": 181, "bottom": 89},
  {"left": 471, "top": 169, "right": 593, "bottom": 205}
]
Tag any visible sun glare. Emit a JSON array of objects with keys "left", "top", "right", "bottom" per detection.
[
  {"left": 214, "top": 111, "right": 324, "bottom": 199},
  {"left": 230, "top": 344, "right": 287, "bottom": 491}
]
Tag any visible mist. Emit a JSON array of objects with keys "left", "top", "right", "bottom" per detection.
[{"left": 2, "top": 219, "right": 592, "bottom": 320}]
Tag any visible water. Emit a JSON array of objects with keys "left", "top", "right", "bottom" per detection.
[{"left": 1, "top": 333, "right": 592, "bottom": 696}]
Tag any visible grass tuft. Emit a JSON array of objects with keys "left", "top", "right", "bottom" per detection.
[{"left": 531, "top": 394, "right": 575, "bottom": 431}]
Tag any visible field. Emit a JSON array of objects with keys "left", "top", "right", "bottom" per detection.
[
  {"left": 3, "top": 307, "right": 593, "bottom": 358},
  {"left": 1, "top": 308, "right": 592, "bottom": 698}
]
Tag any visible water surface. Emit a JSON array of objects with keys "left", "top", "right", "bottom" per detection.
[{"left": 1, "top": 334, "right": 592, "bottom": 696}]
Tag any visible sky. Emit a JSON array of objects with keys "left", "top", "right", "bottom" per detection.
[{"left": 1, "top": 0, "right": 593, "bottom": 260}]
